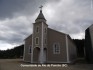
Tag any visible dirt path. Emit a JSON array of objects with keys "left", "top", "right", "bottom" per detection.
[{"left": 0, "top": 59, "right": 93, "bottom": 70}]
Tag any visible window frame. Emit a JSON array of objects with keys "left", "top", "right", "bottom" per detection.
[
  {"left": 44, "top": 28, "right": 47, "bottom": 33},
  {"left": 28, "top": 45, "right": 31, "bottom": 54},
  {"left": 53, "top": 43, "right": 60, "bottom": 54},
  {"left": 35, "top": 37, "right": 39, "bottom": 45}
]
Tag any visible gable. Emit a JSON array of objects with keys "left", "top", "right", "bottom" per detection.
[
  {"left": 47, "top": 28, "right": 67, "bottom": 46},
  {"left": 25, "top": 34, "right": 32, "bottom": 41},
  {"left": 48, "top": 28, "right": 67, "bottom": 35}
]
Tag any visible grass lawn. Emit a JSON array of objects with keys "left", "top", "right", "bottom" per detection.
[{"left": 0, "top": 59, "right": 93, "bottom": 70}]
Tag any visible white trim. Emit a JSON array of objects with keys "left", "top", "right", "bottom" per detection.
[
  {"left": 23, "top": 41, "right": 25, "bottom": 61},
  {"left": 31, "top": 24, "right": 34, "bottom": 63},
  {"left": 31, "top": 34, "right": 33, "bottom": 63},
  {"left": 42, "top": 22, "right": 44, "bottom": 48},
  {"left": 66, "top": 35, "right": 70, "bottom": 63},
  {"left": 39, "top": 22, "right": 44, "bottom": 63},
  {"left": 34, "top": 46, "right": 39, "bottom": 48}
]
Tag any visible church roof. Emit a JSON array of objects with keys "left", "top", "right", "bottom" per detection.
[
  {"left": 24, "top": 34, "right": 32, "bottom": 40},
  {"left": 35, "top": 10, "right": 46, "bottom": 21},
  {"left": 48, "top": 28, "right": 68, "bottom": 35}
]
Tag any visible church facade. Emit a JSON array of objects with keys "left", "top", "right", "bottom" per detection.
[{"left": 23, "top": 9, "right": 77, "bottom": 63}]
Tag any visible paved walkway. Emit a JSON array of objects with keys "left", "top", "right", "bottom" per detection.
[{"left": 0, "top": 59, "right": 93, "bottom": 70}]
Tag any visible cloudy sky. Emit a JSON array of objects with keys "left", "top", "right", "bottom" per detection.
[{"left": 0, "top": 0, "right": 93, "bottom": 50}]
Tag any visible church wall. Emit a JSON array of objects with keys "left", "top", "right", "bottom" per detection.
[
  {"left": 67, "top": 36, "right": 77, "bottom": 63},
  {"left": 24, "top": 35, "right": 32, "bottom": 62},
  {"left": 47, "top": 28, "right": 67, "bottom": 63}
]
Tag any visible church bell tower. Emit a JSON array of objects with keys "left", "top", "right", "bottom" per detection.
[{"left": 32, "top": 6, "right": 48, "bottom": 63}]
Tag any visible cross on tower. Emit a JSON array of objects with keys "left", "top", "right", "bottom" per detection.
[{"left": 39, "top": 5, "right": 43, "bottom": 10}]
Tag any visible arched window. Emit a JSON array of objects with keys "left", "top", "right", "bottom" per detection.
[
  {"left": 53, "top": 43, "right": 60, "bottom": 54},
  {"left": 29, "top": 46, "right": 31, "bottom": 53},
  {"left": 36, "top": 26, "right": 39, "bottom": 33},
  {"left": 35, "top": 37, "right": 39, "bottom": 45},
  {"left": 44, "top": 28, "right": 47, "bottom": 33}
]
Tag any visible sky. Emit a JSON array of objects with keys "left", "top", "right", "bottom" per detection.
[{"left": 0, "top": 0, "right": 93, "bottom": 50}]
